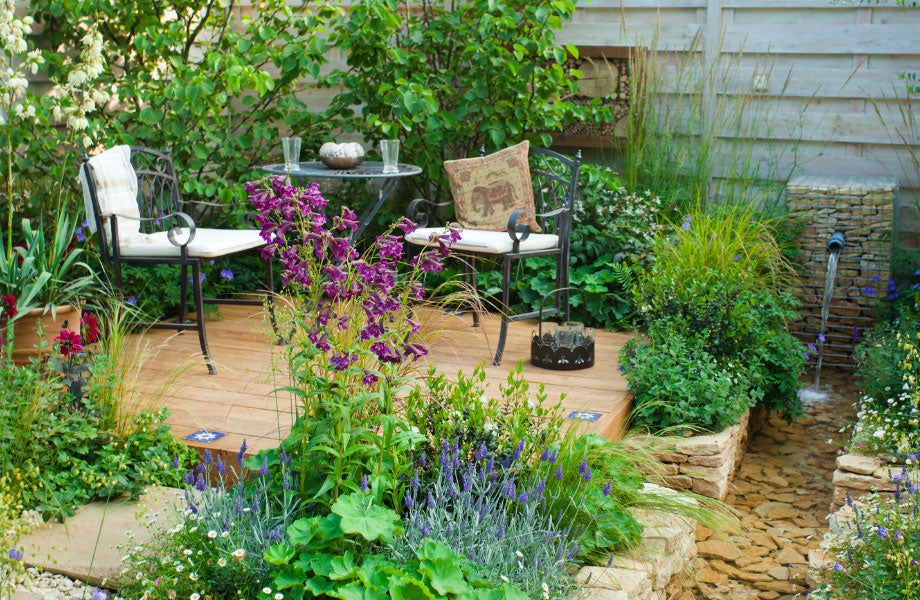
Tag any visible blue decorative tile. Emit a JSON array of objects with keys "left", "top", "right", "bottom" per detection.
[
  {"left": 183, "top": 430, "right": 227, "bottom": 443},
  {"left": 566, "top": 410, "right": 602, "bottom": 422}
]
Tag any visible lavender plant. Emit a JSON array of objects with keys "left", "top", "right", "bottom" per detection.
[
  {"left": 812, "top": 455, "right": 920, "bottom": 600},
  {"left": 246, "top": 177, "right": 457, "bottom": 507},
  {"left": 391, "top": 439, "right": 587, "bottom": 599},
  {"left": 116, "top": 443, "right": 299, "bottom": 600}
]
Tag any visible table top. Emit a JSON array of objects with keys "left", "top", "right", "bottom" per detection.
[{"left": 261, "top": 161, "right": 422, "bottom": 179}]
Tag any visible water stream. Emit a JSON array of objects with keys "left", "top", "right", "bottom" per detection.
[{"left": 814, "top": 247, "right": 841, "bottom": 387}]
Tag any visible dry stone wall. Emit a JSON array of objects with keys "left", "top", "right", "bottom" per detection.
[
  {"left": 829, "top": 453, "right": 903, "bottom": 511},
  {"left": 577, "top": 484, "right": 698, "bottom": 600},
  {"left": 656, "top": 408, "right": 763, "bottom": 501},
  {"left": 786, "top": 175, "right": 897, "bottom": 370}
]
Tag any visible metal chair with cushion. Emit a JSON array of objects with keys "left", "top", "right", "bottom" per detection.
[
  {"left": 80, "top": 145, "right": 275, "bottom": 374},
  {"left": 405, "top": 143, "right": 581, "bottom": 366}
]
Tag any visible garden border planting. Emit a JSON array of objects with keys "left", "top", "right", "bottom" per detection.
[{"left": 657, "top": 407, "right": 765, "bottom": 501}]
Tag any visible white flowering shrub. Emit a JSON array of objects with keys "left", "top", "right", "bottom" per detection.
[
  {"left": 851, "top": 332, "right": 920, "bottom": 459},
  {"left": 2, "top": 0, "right": 108, "bottom": 224}
]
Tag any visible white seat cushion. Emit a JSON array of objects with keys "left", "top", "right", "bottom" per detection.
[
  {"left": 405, "top": 227, "right": 558, "bottom": 255},
  {"left": 118, "top": 228, "right": 265, "bottom": 259}
]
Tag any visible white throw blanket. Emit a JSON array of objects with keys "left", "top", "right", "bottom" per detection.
[{"left": 79, "top": 145, "right": 148, "bottom": 245}]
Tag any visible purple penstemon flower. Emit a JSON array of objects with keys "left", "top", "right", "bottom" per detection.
[{"left": 220, "top": 269, "right": 234, "bottom": 280}]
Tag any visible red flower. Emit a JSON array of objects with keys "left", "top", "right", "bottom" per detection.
[
  {"left": 81, "top": 312, "right": 100, "bottom": 343},
  {"left": 1, "top": 294, "right": 17, "bottom": 319},
  {"left": 12, "top": 243, "right": 25, "bottom": 265},
  {"left": 54, "top": 329, "right": 83, "bottom": 357}
]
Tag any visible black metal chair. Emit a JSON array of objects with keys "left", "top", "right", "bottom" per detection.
[
  {"left": 405, "top": 146, "right": 581, "bottom": 366},
  {"left": 81, "top": 146, "right": 276, "bottom": 374}
]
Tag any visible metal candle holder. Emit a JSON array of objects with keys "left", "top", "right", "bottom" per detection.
[{"left": 531, "top": 287, "right": 595, "bottom": 370}]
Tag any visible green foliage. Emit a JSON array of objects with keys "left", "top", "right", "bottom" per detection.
[
  {"left": 404, "top": 361, "right": 565, "bottom": 468},
  {"left": 22, "top": 0, "right": 337, "bottom": 215},
  {"left": 649, "top": 202, "right": 794, "bottom": 295},
  {"left": 811, "top": 461, "right": 920, "bottom": 600},
  {"left": 0, "top": 363, "right": 188, "bottom": 518},
  {"left": 622, "top": 329, "right": 760, "bottom": 432},
  {"left": 624, "top": 209, "right": 806, "bottom": 431},
  {"left": 855, "top": 302, "right": 920, "bottom": 412},
  {"left": 544, "top": 432, "right": 645, "bottom": 561},
  {"left": 265, "top": 492, "right": 528, "bottom": 600},
  {"left": 851, "top": 329, "right": 920, "bottom": 459},
  {"left": 0, "top": 213, "right": 94, "bottom": 318},
  {"left": 325, "top": 0, "right": 609, "bottom": 201}
]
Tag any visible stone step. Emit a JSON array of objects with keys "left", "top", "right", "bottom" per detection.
[{"left": 17, "top": 487, "right": 182, "bottom": 586}]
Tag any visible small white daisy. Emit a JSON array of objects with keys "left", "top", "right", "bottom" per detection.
[
  {"left": 218, "top": 558, "right": 227, "bottom": 567},
  {"left": 207, "top": 530, "right": 218, "bottom": 539}
]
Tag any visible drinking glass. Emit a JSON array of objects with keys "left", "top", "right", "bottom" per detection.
[
  {"left": 282, "top": 136, "right": 301, "bottom": 172},
  {"left": 381, "top": 139, "right": 400, "bottom": 174}
]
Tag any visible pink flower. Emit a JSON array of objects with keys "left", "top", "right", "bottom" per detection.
[{"left": 54, "top": 329, "right": 83, "bottom": 357}]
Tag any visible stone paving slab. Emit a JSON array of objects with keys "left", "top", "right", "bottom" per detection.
[{"left": 18, "top": 487, "right": 183, "bottom": 586}]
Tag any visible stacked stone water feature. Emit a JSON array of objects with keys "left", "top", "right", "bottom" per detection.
[{"left": 785, "top": 175, "right": 897, "bottom": 369}]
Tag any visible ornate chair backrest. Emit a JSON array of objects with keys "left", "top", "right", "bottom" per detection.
[
  {"left": 128, "top": 147, "right": 183, "bottom": 233},
  {"left": 82, "top": 147, "right": 183, "bottom": 264},
  {"left": 528, "top": 147, "right": 582, "bottom": 239}
]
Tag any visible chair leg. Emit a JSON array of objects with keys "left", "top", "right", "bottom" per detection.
[
  {"left": 462, "top": 256, "right": 481, "bottom": 328},
  {"left": 562, "top": 247, "right": 572, "bottom": 321},
  {"left": 493, "top": 257, "right": 512, "bottom": 366},
  {"left": 192, "top": 260, "right": 216, "bottom": 375},
  {"left": 178, "top": 263, "right": 189, "bottom": 333}
]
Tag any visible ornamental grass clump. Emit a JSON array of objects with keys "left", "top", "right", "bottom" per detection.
[
  {"left": 391, "top": 439, "right": 584, "bottom": 599},
  {"left": 117, "top": 442, "right": 299, "bottom": 600},
  {"left": 812, "top": 456, "right": 920, "bottom": 600}
]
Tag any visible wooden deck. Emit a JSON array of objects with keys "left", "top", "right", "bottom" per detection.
[{"left": 130, "top": 304, "right": 634, "bottom": 457}]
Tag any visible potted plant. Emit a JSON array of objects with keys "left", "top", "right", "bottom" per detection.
[{"left": 1, "top": 213, "right": 96, "bottom": 364}]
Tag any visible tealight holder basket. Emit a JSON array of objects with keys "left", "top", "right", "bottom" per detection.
[{"left": 531, "top": 287, "right": 595, "bottom": 370}]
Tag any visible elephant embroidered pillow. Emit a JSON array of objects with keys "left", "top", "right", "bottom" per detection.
[{"left": 444, "top": 140, "right": 541, "bottom": 233}]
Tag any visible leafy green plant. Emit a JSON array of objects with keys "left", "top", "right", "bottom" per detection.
[
  {"left": 622, "top": 328, "right": 760, "bottom": 432},
  {"left": 0, "top": 361, "right": 188, "bottom": 518},
  {"left": 20, "top": 213, "right": 95, "bottom": 308},
  {"left": 264, "top": 491, "right": 531, "bottom": 600},
  {"left": 850, "top": 332, "right": 920, "bottom": 460},
  {"left": 325, "top": 0, "right": 609, "bottom": 201},
  {"left": 22, "top": 0, "right": 337, "bottom": 216},
  {"left": 404, "top": 361, "right": 565, "bottom": 470}
]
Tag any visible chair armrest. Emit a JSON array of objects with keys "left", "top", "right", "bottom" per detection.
[
  {"left": 138, "top": 211, "right": 197, "bottom": 247},
  {"left": 406, "top": 198, "right": 454, "bottom": 228},
  {"left": 506, "top": 207, "right": 569, "bottom": 252}
]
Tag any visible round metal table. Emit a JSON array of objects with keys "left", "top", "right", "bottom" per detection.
[{"left": 261, "top": 161, "right": 422, "bottom": 240}]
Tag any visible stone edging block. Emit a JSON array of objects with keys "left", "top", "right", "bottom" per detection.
[
  {"left": 577, "top": 484, "right": 698, "bottom": 600},
  {"left": 829, "top": 453, "right": 905, "bottom": 511},
  {"left": 656, "top": 407, "right": 762, "bottom": 501}
]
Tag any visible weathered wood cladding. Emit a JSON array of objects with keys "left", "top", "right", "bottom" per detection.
[{"left": 558, "top": 1, "right": 920, "bottom": 232}]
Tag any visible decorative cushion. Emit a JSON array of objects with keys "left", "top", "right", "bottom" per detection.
[
  {"left": 118, "top": 228, "right": 265, "bottom": 259},
  {"left": 444, "top": 140, "right": 541, "bottom": 233},
  {"left": 79, "top": 145, "right": 143, "bottom": 242},
  {"left": 405, "top": 227, "right": 558, "bottom": 255}
]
